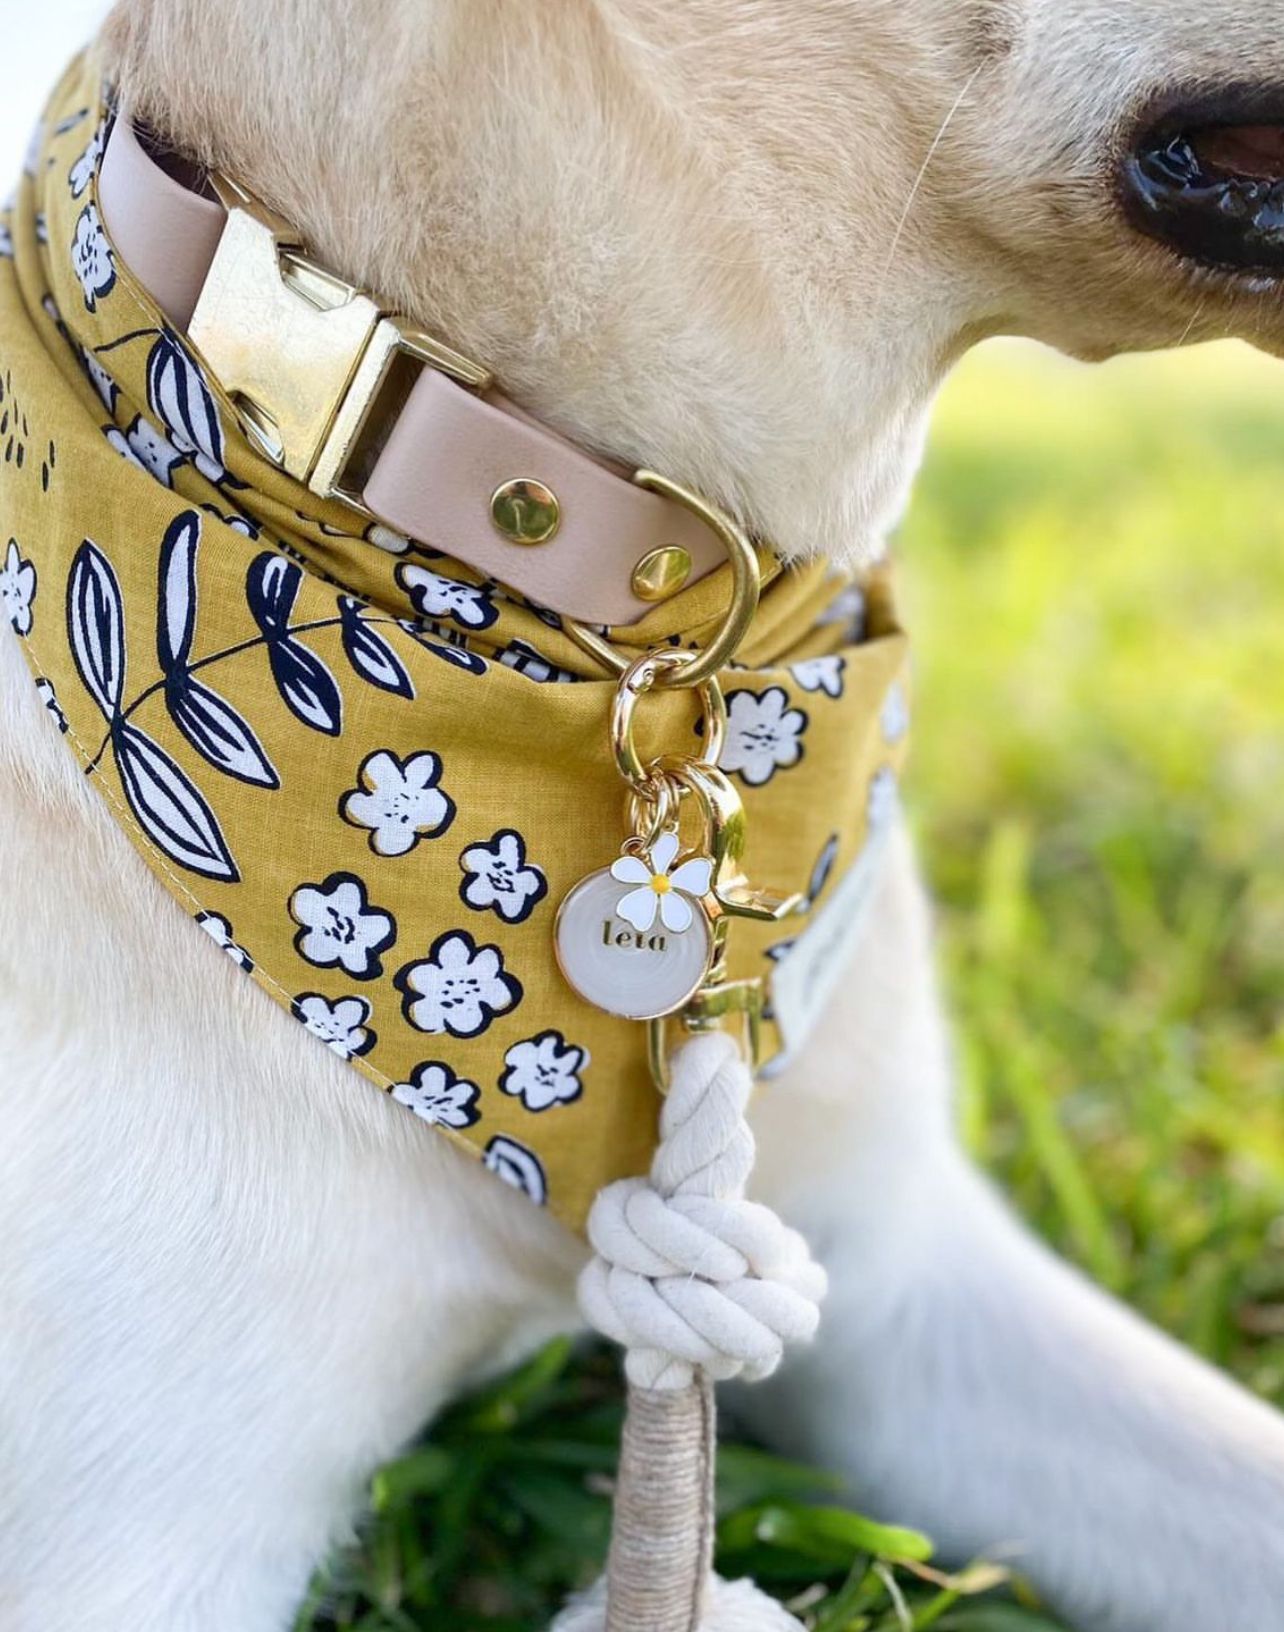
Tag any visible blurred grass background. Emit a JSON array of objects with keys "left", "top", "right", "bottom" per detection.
[{"left": 300, "top": 341, "right": 1284, "bottom": 1631}]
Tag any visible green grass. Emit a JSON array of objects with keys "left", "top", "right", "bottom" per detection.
[{"left": 298, "top": 341, "right": 1284, "bottom": 1630}]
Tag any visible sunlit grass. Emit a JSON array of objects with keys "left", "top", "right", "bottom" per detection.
[
  {"left": 910, "top": 341, "right": 1284, "bottom": 1394},
  {"left": 300, "top": 341, "right": 1284, "bottom": 1629}
]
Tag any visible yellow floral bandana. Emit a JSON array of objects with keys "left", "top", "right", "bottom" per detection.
[{"left": 0, "top": 56, "right": 910, "bottom": 1233}]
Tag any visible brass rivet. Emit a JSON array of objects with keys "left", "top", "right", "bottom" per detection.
[
  {"left": 490, "top": 478, "right": 561, "bottom": 545},
  {"left": 632, "top": 545, "right": 692, "bottom": 603}
]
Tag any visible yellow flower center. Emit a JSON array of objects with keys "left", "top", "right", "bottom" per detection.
[{"left": 650, "top": 874, "right": 673, "bottom": 895}]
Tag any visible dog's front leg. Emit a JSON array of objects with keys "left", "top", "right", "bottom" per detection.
[
  {"left": 0, "top": 626, "right": 582, "bottom": 1632},
  {"left": 740, "top": 822, "right": 1284, "bottom": 1632}
]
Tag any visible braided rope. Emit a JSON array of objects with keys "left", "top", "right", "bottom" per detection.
[
  {"left": 579, "top": 1032, "right": 826, "bottom": 1390},
  {"left": 551, "top": 1031, "right": 826, "bottom": 1632}
]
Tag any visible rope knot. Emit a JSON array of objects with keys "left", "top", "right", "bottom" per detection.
[{"left": 578, "top": 1032, "right": 827, "bottom": 1391}]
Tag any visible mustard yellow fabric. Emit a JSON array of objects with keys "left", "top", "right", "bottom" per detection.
[{"left": 0, "top": 57, "right": 910, "bottom": 1233}]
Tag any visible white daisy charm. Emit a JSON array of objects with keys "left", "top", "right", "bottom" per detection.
[
  {"left": 609, "top": 831, "right": 713, "bottom": 936},
  {"left": 555, "top": 832, "right": 715, "bottom": 1023}
]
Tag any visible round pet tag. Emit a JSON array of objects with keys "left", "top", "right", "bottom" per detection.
[{"left": 556, "top": 868, "right": 714, "bottom": 1022}]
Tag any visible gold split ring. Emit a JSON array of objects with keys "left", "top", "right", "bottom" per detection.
[{"left": 610, "top": 649, "right": 727, "bottom": 796}]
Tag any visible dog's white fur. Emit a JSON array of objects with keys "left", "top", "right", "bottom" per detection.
[{"left": 3, "top": 2, "right": 1284, "bottom": 1628}]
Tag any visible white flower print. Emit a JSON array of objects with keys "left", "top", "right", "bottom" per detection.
[
  {"left": 340, "top": 750, "right": 456, "bottom": 858},
  {"left": 69, "top": 122, "right": 105, "bottom": 199},
  {"left": 789, "top": 654, "right": 846, "bottom": 699},
  {"left": 23, "top": 119, "right": 44, "bottom": 179},
  {"left": 34, "top": 678, "right": 67, "bottom": 733},
  {"left": 519, "top": 597, "right": 563, "bottom": 632},
  {"left": 395, "top": 929, "right": 522, "bottom": 1039},
  {"left": 0, "top": 221, "right": 12, "bottom": 260},
  {"left": 497, "top": 640, "right": 578, "bottom": 684},
  {"left": 397, "top": 565, "right": 497, "bottom": 630},
  {"left": 368, "top": 523, "right": 411, "bottom": 555},
  {"left": 868, "top": 766, "right": 901, "bottom": 833},
  {"left": 610, "top": 830, "right": 712, "bottom": 935},
  {"left": 81, "top": 347, "right": 118, "bottom": 412},
  {"left": 500, "top": 1031, "right": 589, "bottom": 1112},
  {"left": 805, "top": 832, "right": 840, "bottom": 907},
  {"left": 1, "top": 541, "right": 36, "bottom": 636},
  {"left": 104, "top": 428, "right": 144, "bottom": 474},
  {"left": 292, "top": 992, "right": 375, "bottom": 1060},
  {"left": 391, "top": 1061, "right": 480, "bottom": 1130},
  {"left": 71, "top": 203, "right": 115, "bottom": 311},
  {"left": 290, "top": 872, "right": 396, "bottom": 980},
  {"left": 818, "top": 582, "right": 867, "bottom": 643},
  {"left": 721, "top": 687, "right": 808, "bottom": 788},
  {"left": 880, "top": 680, "right": 910, "bottom": 744},
  {"left": 196, "top": 910, "right": 254, "bottom": 972},
  {"left": 105, "top": 417, "right": 183, "bottom": 485},
  {"left": 396, "top": 618, "right": 489, "bottom": 676},
  {"left": 483, "top": 1134, "right": 547, "bottom": 1205},
  {"left": 459, "top": 830, "right": 547, "bottom": 924},
  {"left": 34, "top": 213, "right": 49, "bottom": 246}
]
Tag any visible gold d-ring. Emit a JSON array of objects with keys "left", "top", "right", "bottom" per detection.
[{"left": 565, "top": 470, "right": 761, "bottom": 690}]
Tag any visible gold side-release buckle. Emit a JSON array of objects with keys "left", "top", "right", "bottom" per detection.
[{"left": 188, "top": 177, "right": 492, "bottom": 510}]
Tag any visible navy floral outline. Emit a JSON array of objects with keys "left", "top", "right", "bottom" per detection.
[{"left": 288, "top": 870, "right": 398, "bottom": 981}]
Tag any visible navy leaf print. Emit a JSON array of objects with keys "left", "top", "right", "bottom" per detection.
[
  {"left": 247, "top": 553, "right": 342, "bottom": 734},
  {"left": 113, "top": 721, "right": 239, "bottom": 881},
  {"left": 146, "top": 330, "right": 225, "bottom": 479},
  {"left": 167, "top": 679, "right": 279, "bottom": 787},
  {"left": 483, "top": 1136, "right": 548, "bottom": 1206},
  {"left": 67, "top": 539, "right": 242, "bottom": 881},
  {"left": 400, "top": 621, "right": 488, "bottom": 675},
  {"left": 67, "top": 540, "right": 125, "bottom": 716},
  {"left": 158, "top": 518, "right": 278, "bottom": 785},
  {"left": 247, "top": 553, "right": 301, "bottom": 636},
  {"left": 806, "top": 834, "right": 840, "bottom": 907},
  {"left": 339, "top": 598, "right": 414, "bottom": 698},
  {"left": 156, "top": 510, "right": 201, "bottom": 673},
  {"left": 267, "top": 640, "right": 343, "bottom": 736}
]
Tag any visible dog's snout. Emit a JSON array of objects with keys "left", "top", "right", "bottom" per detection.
[{"left": 1120, "top": 86, "right": 1284, "bottom": 276}]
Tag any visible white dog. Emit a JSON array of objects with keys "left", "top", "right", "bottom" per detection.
[{"left": 3, "top": 3, "right": 1284, "bottom": 1629}]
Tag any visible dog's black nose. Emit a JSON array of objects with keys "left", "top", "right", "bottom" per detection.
[{"left": 1121, "top": 87, "right": 1284, "bottom": 274}]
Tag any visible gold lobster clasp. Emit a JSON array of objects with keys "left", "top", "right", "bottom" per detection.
[
  {"left": 642, "top": 754, "right": 803, "bottom": 1091},
  {"left": 651, "top": 755, "right": 803, "bottom": 929}
]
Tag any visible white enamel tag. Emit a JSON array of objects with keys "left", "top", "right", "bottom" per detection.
[{"left": 555, "top": 832, "right": 715, "bottom": 1022}]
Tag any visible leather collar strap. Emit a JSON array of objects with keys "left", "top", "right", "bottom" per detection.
[{"left": 96, "top": 115, "right": 727, "bottom": 626}]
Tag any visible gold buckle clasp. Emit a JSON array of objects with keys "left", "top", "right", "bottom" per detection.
[{"left": 188, "top": 176, "right": 491, "bottom": 508}]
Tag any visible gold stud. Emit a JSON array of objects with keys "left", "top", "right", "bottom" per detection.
[
  {"left": 632, "top": 545, "right": 692, "bottom": 603},
  {"left": 490, "top": 478, "right": 561, "bottom": 545}
]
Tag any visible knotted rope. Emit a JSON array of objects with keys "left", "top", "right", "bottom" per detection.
[{"left": 551, "top": 1031, "right": 827, "bottom": 1632}]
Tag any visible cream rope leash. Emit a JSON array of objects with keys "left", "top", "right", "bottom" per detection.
[
  {"left": 581, "top": 1032, "right": 825, "bottom": 1393},
  {"left": 551, "top": 501, "right": 828, "bottom": 1629},
  {"left": 554, "top": 1035, "right": 825, "bottom": 1632}
]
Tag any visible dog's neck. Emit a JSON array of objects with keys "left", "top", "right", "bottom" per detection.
[{"left": 101, "top": 0, "right": 979, "bottom": 564}]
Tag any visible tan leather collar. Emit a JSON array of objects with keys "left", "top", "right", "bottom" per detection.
[{"left": 97, "top": 114, "right": 730, "bottom": 626}]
